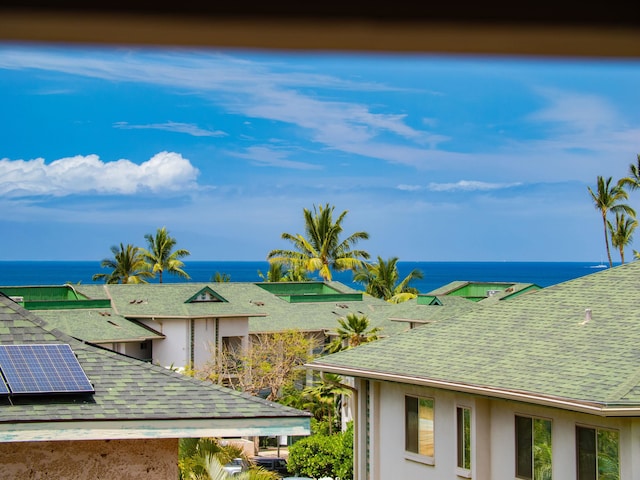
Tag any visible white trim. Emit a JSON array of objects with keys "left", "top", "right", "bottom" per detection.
[
  {"left": 404, "top": 450, "right": 435, "bottom": 466},
  {"left": 310, "top": 363, "right": 640, "bottom": 416},
  {"left": 0, "top": 417, "right": 310, "bottom": 442}
]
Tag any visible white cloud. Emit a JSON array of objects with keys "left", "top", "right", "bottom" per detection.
[
  {"left": 428, "top": 180, "right": 522, "bottom": 192},
  {"left": 396, "top": 184, "right": 423, "bottom": 191},
  {"left": 0, "top": 151, "right": 200, "bottom": 197},
  {"left": 113, "top": 121, "right": 227, "bottom": 137},
  {"left": 0, "top": 46, "right": 444, "bottom": 168},
  {"left": 228, "top": 146, "right": 322, "bottom": 170},
  {"left": 529, "top": 88, "right": 619, "bottom": 134}
]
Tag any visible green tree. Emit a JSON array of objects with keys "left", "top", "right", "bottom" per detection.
[
  {"left": 267, "top": 203, "right": 370, "bottom": 281},
  {"left": 304, "top": 373, "right": 353, "bottom": 435},
  {"left": 587, "top": 176, "right": 635, "bottom": 267},
  {"left": 140, "top": 226, "right": 191, "bottom": 283},
  {"left": 287, "top": 422, "right": 353, "bottom": 480},
  {"left": 212, "top": 271, "right": 231, "bottom": 282},
  {"left": 92, "top": 243, "right": 154, "bottom": 284},
  {"left": 257, "top": 261, "right": 311, "bottom": 282},
  {"left": 353, "top": 255, "right": 423, "bottom": 303},
  {"left": 607, "top": 212, "right": 638, "bottom": 264},
  {"left": 327, "top": 312, "right": 381, "bottom": 354}
]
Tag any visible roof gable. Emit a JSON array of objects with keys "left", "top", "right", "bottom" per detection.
[
  {"left": 185, "top": 286, "right": 227, "bottom": 303},
  {"left": 416, "top": 295, "right": 442, "bottom": 306}
]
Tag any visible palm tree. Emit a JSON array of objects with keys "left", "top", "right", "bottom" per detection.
[
  {"left": 619, "top": 153, "right": 640, "bottom": 192},
  {"left": 304, "top": 372, "right": 353, "bottom": 435},
  {"left": 327, "top": 312, "right": 380, "bottom": 353},
  {"left": 257, "top": 261, "right": 311, "bottom": 282},
  {"left": 587, "top": 176, "right": 635, "bottom": 267},
  {"left": 190, "top": 455, "right": 278, "bottom": 480},
  {"left": 353, "top": 256, "right": 423, "bottom": 303},
  {"left": 267, "top": 203, "right": 370, "bottom": 281},
  {"left": 179, "top": 437, "right": 273, "bottom": 480},
  {"left": 140, "top": 226, "right": 191, "bottom": 283},
  {"left": 212, "top": 271, "right": 231, "bottom": 282},
  {"left": 92, "top": 243, "right": 154, "bottom": 284},
  {"left": 608, "top": 212, "right": 638, "bottom": 264}
]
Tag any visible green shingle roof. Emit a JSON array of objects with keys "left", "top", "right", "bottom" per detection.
[
  {"left": 76, "top": 282, "right": 409, "bottom": 337},
  {"left": 0, "top": 293, "right": 310, "bottom": 441},
  {"left": 310, "top": 262, "right": 640, "bottom": 414},
  {"left": 33, "top": 308, "right": 163, "bottom": 343}
]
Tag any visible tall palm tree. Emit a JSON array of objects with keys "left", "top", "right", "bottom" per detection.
[
  {"left": 267, "top": 203, "right": 370, "bottom": 281},
  {"left": 608, "top": 212, "right": 638, "bottom": 264},
  {"left": 327, "top": 312, "right": 380, "bottom": 353},
  {"left": 92, "top": 243, "right": 154, "bottom": 284},
  {"left": 587, "top": 176, "right": 635, "bottom": 267},
  {"left": 353, "top": 256, "right": 423, "bottom": 303},
  {"left": 140, "top": 226, "right": 191, "bottom": 283}
]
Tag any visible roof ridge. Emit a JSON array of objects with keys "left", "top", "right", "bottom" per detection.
[{"left": 607, "top": 363, "right": 640, "bottom": 402}]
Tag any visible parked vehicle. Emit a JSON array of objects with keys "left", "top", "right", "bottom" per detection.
[
  {"left": 223, "top": 458, "right": 249, "bottom": 476},
  {"left": 253, "top": 456, "right": 289, "bottom": 476}
]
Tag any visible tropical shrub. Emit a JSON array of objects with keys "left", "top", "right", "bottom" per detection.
[{"left": 287, "top": 422, "right": 353, "bottom": 480}]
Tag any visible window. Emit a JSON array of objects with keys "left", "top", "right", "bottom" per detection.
[
  {"left": 576, "top": 426, "right": 619, "bottom": 480},
  {"left": 515, "top": 415, "right": 552, "bottom": 480},
  {"left": 405, "top": 395, "right": 434, "bottom": 457},
  {"left": 457, "top": 406, "right": 471, "bottom": 470}
]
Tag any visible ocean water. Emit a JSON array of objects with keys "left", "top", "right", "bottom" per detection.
[{"left": 0, "top": 260, "right": 612, "bottom": 293}]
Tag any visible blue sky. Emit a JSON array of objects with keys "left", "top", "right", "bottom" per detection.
[{"left": 1, "top": 42, "right": 639, "bottom": 262}]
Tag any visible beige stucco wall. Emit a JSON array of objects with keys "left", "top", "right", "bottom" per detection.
[
  {"left": 0, "top": 438, "right": 178, "bottom": 479},
  {"left": 358, "top": 379, "right": 640, "bottom": 480}
]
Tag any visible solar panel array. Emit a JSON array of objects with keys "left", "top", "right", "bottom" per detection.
[{"left": 0, "top": 344, "right": 94, "bottom": 395}]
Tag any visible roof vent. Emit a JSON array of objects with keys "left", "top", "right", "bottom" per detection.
[{"left": 580, "top": 308, "right": 592, "bottom": 325}]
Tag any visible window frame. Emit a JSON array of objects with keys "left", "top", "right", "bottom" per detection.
[
  {"left": 404, "top": 394, "right": 435, "bottom": 465},
  {"left": 576, "top": 424, "right": 620, "bottom": 480},
  {"left": 515, "top": 414, "right": 552, "bottom": 480},
  {"left": 456, "top": 405, "right": 472, "bottom": 477}
]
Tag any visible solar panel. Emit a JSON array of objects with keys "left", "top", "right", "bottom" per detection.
[{"left": 0, "top": 344, "right": 94, "bottom": 395}]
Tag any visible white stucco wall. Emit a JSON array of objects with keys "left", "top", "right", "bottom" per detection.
[
  {"left": 194, "top": 317, "right": 249, "bottom": 369},
  {"left": 193, "top": 317, "right": 215, "bottom": 368},
  {"left": 144, "top": 319, "right": 189, "bottom": 368},
  {"left": 139, "top": 316, "right": 249, "bottom": 370},
  {"left": 0, "top": 438, "right": 178, "bottom": 479},
  {"left": 95, "top": 342, "right": 151, "bottom": 362},
  {"left": 219, "top": 316, "right": 249, "bottom": 338},
  {"left": 358, "top": 379, "right": 639, "bottom": 480}
]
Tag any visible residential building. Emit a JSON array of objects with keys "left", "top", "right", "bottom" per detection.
[
  {"left": 2, "top": 281, "right": 404, "bottom": 371},
  {"left": 310, "top": 262, "right": 640, "bottom": 479},
  {"left": 0, "top": 292, "right": 310, "bottom": 479}
]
